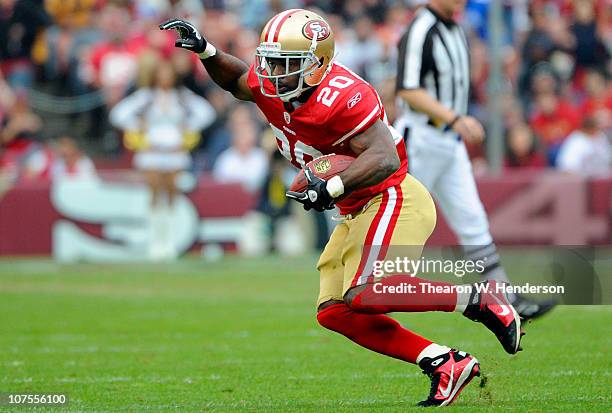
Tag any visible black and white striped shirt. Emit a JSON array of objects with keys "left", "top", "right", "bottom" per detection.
[{"left": 396, "top": 6, "right": 470, "bottom": 129}]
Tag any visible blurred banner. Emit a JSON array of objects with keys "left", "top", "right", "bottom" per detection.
[
  {"left": 0, "top": 171, "right": 610, "bottom": 258},
  {"left": 428, "top": 171, "right": 611, "bottom": 246}
]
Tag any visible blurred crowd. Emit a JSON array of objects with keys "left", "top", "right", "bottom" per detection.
[
  {"left": 0, "top": 0, "right": 610, "bottom": 193},
  {"left": 464, "top": 0, "right": 610, "bottom": 175}
]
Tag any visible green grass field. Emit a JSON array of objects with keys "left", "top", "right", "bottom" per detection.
[{"left": 0, "top": 254, "right": 610, "bottom": 412}]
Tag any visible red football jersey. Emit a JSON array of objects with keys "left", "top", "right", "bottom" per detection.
[{"left": 247, "top": 62, "right": 407, "bottom": 215}]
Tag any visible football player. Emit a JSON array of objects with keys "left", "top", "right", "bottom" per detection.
[{"left": 161, "top": 10, "right": 522, "bottom": 407}]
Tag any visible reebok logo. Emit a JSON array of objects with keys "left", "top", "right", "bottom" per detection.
[{"left": 347, "top": 92, "right": 362, "bottom": 109}]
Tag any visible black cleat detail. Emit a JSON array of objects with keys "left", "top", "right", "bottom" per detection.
[
  {"left": 417, "top": 350, "right": 480, "bottom": 407},
  {"left": 464, "top": 280, "right": 523, "bottom": 354}
]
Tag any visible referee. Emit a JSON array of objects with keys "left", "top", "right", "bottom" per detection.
[{"left": 395, "top": 0, "right": 555, "bottom": 320}]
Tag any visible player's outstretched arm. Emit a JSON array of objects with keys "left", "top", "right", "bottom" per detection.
[
  {"left": 201, "top": 51, "right": 253, "bottom": 101},
  {"left": 160, "top": 19, "right": 253, "bottom": 102},
  {"left": 340, "top": 119, "right": 400, "bottom": 193}
]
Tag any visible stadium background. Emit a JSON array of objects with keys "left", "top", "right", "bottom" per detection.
[
  {"left": 0, "top": 0, "right": 611, "bottom": 411},
  {"left": 0, "top": 0, "right": 610, "bottom": 257}
]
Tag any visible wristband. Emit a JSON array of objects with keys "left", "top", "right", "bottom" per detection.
[
  {"left": 198, "top": 43, "right": 217, "bottom": 60},
  {"left": 326, "top": 176, "right": 344, "bottom": 198}
]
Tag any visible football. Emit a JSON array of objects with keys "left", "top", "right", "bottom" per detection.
[{"left": 290, "top": 154, "right": 355, "bottom": 192}]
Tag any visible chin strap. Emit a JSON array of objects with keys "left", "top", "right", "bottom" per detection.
[
  {"left": 280, "top": 88, "right": 303, "bottom": 102},
  {"left": 285, "top": 85, "right": 318, "bottom": 105}
]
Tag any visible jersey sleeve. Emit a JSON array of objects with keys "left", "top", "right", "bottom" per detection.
[
  {"left": 246, "top": 63, "right": 259, "bottom": 94},
  {"left": 326, "top": 81, "right": 383, "bottom": 147}
]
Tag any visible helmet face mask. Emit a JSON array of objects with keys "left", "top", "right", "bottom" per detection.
[
  {"left": 255, "top": 43, "right": 321, "bottom": 101},
  {"left": 255, "top": 9, "right": 335, "bottom": 102}
]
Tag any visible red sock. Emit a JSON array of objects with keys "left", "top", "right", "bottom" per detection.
[
  {"left": 317, "top": 303, "right": 431, "bottom": 364},
  {"left": 350, "top": 275, "right": 457, "bottom": 313}
]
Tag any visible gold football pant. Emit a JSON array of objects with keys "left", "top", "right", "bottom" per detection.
[{"left": 317, "top": 173, "right": 437, "bottom": 307}]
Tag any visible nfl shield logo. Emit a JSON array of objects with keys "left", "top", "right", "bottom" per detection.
[
  {"left": 314, "top": 158, "right": 331, "bottom": 174},
  {"left": 283, "top": 112, "right": 291, "bottom": 124}
]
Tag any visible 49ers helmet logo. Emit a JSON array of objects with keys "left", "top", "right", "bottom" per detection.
[{"left": 302, "top": 19, "right": 331, "bottom": 41}]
